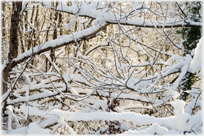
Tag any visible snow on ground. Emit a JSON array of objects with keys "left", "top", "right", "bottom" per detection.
[{"left": 2, "top": 122, "right": 49, "bottom": 135}]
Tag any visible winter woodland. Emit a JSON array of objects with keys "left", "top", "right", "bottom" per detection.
[{"left": 1, "top": 1, "right": 203, "bottom": 135}]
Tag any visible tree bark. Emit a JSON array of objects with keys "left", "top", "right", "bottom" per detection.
[
  {"left": 50, "top": 2, "right": 59, "bottom": 62},
  {"left": 2, "top": 2, "right": 22, "bottom": 95},
  {"left": 9, "top": 2, "right": 22, "bottom": 59},
  {"left": 1, "top": 2, "right": 5, "bottom": 63}
]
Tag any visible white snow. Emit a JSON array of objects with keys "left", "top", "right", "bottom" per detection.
[
  {"left": 188, "top": 37, "right": 203, "bottom": 75},
  {"left": 3, "top": 122, "right": 49, "bottom": 134},
  {"left": 17, "top": 104, "right": 202, "bottom": 133},
  {"left": 132, "top": 2, "right": 141, "bottom": 10},
  {"left": 12, "top": 23, "right": 107, "bottom": 68},
  {"left": 1, "top": 2, "right": 203, "bottom": 135},
  {"left": 124, "top": 123, "right": 169, "bottom": 135},
  {"left": 65, "top": 17, "right": 78, "bottom": 29},
  {"left": 51, "top": 0, "right": 201, "bottom": 28},
  {"left": 1, "top": 88, "right": 12, "bottom": 104},
  {"left": 42, "top": 1, "right": 52, "bottom": 9}
]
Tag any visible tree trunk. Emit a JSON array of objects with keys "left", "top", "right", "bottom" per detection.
[
  {"left": 50, "top": 2, "right": 59, "bottom": 62},
  {"left": 1, "top": 2, "right": 5, "bottom": 63},
  {"left": 2, "top": 2, "right": 22, "bottom": 95},
  {"left": 10, "top": 2, "right": 22, "bottom": 59}
]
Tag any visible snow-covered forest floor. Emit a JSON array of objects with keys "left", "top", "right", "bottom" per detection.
[{"left": 1, "top": 1, "right": 203, "bottom": 135}]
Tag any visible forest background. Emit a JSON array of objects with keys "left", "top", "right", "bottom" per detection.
[{"left": 1, "top": 1, "right": 203, "bottom": 135}]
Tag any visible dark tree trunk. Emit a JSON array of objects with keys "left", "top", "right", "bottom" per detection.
[
  {"left": 2, "top": 2, "right": 22, "bottom": 95},
  {"left": 9, "top": 2, "right": 22, "bottom": 59},
  {"left": 50, "top": 2, "right": 59, "bottom": 62}
]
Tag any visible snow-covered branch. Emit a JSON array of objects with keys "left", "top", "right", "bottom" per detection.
[{"left": 49, "top": 1, "right": 201, "bottom": 28}]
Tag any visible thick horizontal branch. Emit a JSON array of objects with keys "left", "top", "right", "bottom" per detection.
[
  {"left": 20, "top": 104, "right": 202, "bottom": 133},
  {"left": 2, "top": 23, "right": 108, "bottom": 73},
  {"left": 51, "top": 2, "right": 201, "bottom": 28}
]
